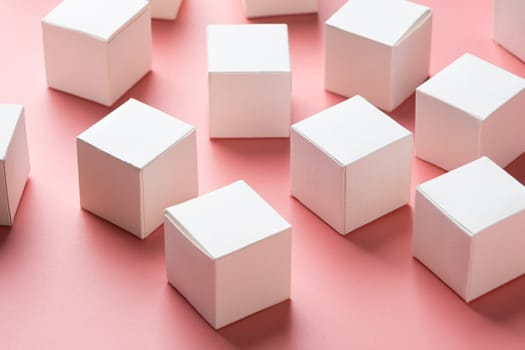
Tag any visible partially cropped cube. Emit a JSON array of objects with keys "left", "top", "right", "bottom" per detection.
[
  {"left": 149, "top": 0, "right": 183, "bottom": 20},
  {"left": 0, "top": 105, "right": 30, "bottom": 226},
  {"left": 207, "top": 24, "right": 291, "bottom": 138},
  {"left": 165, "top": 180, "right": 291, "bottom": 329},
  {"left": 494, "top": 0, "right": 525, "bottom": 62},
  {"left": 291, "top": 95, "right": 413, "bottom": 234},
  {"left": 42, "top": 0, "right": 152, "bottom": 106},
  {"left": 77, "top": 98, "right": 198, "bottom": 239},
  {"left": 325, "top": 0, "right": 432, "bottom": 111},
  {"left": 413, "top": 157, "right": 525, "bottom": 302},
  {"left": 242, "top": 0, "right": 317, "bottom": 18},
  {"left": 416, "top": 53, "right": 525, "bottom": 171}
]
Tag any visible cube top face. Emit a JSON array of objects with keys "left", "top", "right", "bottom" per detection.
[
  {"left": 207, "top": 24, "right": 290, "bottom": 73},
  {"left": 291, "top": 95, "right": 411, "bottom": 166},
  {"left": 42, "top": 0, "right": 149, "bottom": 41},
  {"left": 77, "top": 98, "right": 194, "bottom": 169},
  {"left": 417, "top": 157, "right": 525, "bottom": 235},
  {"left": 0, "top": 104, "right": 23, "bottom": 160},
  {"left": 326, "top": 0, "right": 431, "bottom": 47},
  {"left": 417, "top": 53, "right": 525, "bottom": 120},
  {"left": 165, "top": 180, "right": 291, "bottom": 259}
]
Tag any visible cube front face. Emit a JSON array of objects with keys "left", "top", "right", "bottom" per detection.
[
  {"left": 415, "top": 91, "right": 482, "bottom": 171},
  {"left": 42, "top": 24, "right": 111, "bottom": 106},
  {"left": 207, "top": 24, "right": 291, "bottom": 138},
  {"left": 413, "top": 157, "right": 525, "bottom": 302},
  {"left": 0, "top": 106, "right": 30, "bottom": 226},
  {"left": 324, "top": 0, "right": 432, "bottom": 111},
  {"left": 209, "top": 72, "right": 291, "bottom": 138},
  {"left": 291, "top": 129, "right": 346, "bottom": 234},
  {"left": 413, "top": 190, "right": 472, "bottom": 299},
  {"left": 390, "top": 16, "right": 432, "bottom": 110},
  {"left": 345, "top": 136, "right": 412, "bottom": 232},
  {"left": 469, "top": 212, "right": 525, "bottom": 301},
  {"left": 242, "top": 0, "right": 317, "bottom": 18},
  {"left": 142, "top": 131, "right": 198, "bottom": 235},
  {"left": 77, "top": 140, "right": 143, "bottom": 235},
  {"left": 107, "top": 7, "right": 152, "bottom": 105},
  {"left": 149, "top": 0, "right": 183, "bottom": 20},
  {"left": 164, "top": 180, "right": 292, "bottom": 328},
  {"left": 479, "top": 92, "right": 525, "bottom": 168},
  {"left": 325, "top": 25, "right": 392, "bottom": 111},
  {"left": 42, "top": 2, "right": 152, "bottom": 106},
  {"left": 165, "top": 215, "right": 216, "bottom": 326},
  {"left": 494, "top": 0, "right": 525, "bottom": 62},
  {"left": 215, "top": 229, "right": 291, "bottom": 328}
]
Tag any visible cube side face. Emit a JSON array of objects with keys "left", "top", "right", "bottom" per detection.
[
  {"left": 150, "top": 0, "right": 183, "bottom": 20},
  {"left": 324, "top": 25, "right": 392, "bottom": 110},
  {"left": 345, "top": 135, "right": 412, "bottom": 233},
  {"left": 468, "top": 211, "right": 525, "bottom": 302},
  {"left": 0, "top": 162, "right": 9, "bottom": 226},
  {"left": 290, "top": 129, "right": 345, "bottom": 234},
  {"left": 42, "top": 23, "right": 111, "bottom": 106},
  {"left": 480, "top": 90, "right": 525, "bottom": 168},
  {"left": 390, "top": 15, "right": 432, "bottom": 111},
  {"left": 494, "top": 0, "right": 525, "bottom": 62},
  {"left": 164, "top": 215, "right": 216, "bottom": 326},
  {"left": 413, "top": 190, "right": 471, "bottom": 300},
  {"left": 142, "top": 131, "right": 198, "bottom": 237},
  {"left": 243, "top": 0, "right": 317, "bottom": 18},
  {"left": 108, "top": 8, "right": 152, "bottom": 106},
  {"left": 209, "top": 72, "right": 291, "bottom": 138},
  {"left": 415, "top": 91, "right": 481, "bottom": 171},
  {"left": 77, "top": 140, "right": 143, "bottom": 236},
  {"left": 3, "top": 112, "right": 30, "bottom": 225},
  {"left": 214, "top": 228, "right": 291, "bottom": 329}
]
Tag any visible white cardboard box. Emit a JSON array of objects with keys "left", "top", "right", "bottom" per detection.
[
  {"left": 413, "top": 157, "right": 525, "bottom": 302},
  {"left": 164, "top": 180, "right": 291, "bottom": 329},
  {"left": 494, "top": 0, "right": 525, "bottom": 62},
  {"left": 291, "top": 95, "right": 413, "bottom": 234},
  {"left": 416, "top": 53, "right": 525, "bottom": 171},
  {"left": 325, "top": 0, "right": 432, "bottom": 112},
  {"left": 77, "top": 98, "right": 198, "bottom": 239},
  {"left": 149, "top": 0, "right": 183, "bottom": 20},
  {"left": 242, "top": 0, "right": 318, "bottom": 18},
  {"left": 0, "top": 105, "right": 30, "bottom": 226},
  {"left": 42, "top": 0, "right": 152, "bottom": 106},
  {"left": 207, "top": 24, "right": 291, "bottom": 138}
]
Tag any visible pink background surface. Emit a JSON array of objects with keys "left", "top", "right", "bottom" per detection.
[{"left": 1, "top": 0, "right": 525, "bottom": 348}]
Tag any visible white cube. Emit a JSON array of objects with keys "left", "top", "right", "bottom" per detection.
[
  {"left": 413, "top": 157, "right": 525, "bottom": 302},
  {"left": 0, "top": 105, "right": 30, "bottom": 226},
  {"left": 325, "top": 0, "right": 432, "bottom": 112},
  {"left": 42, "top": 0, "right": 152, "bottom": 106},
  {"left": 291, "top": 95, "right": 413, "bottom": 235},
  {"left": 242, "top": 0, "right": 317, "bottom": 18},
  {"left": 494, "top": 0, "right": 525, "bottom": 62},
  {"left": 164, "top": 180, "right": 291, "bottom": 329},
  {"left": 149, "top": 0, "right": 183, "bottom": 20},
  {"left": 77, "top": 98, "right": 198, "bottom": 239},
  {"left": 416, "top": 53, "right": 525, "bottom": 171},
  {"left": 207, "top": 24, "right": 291, "bottom": 138}
]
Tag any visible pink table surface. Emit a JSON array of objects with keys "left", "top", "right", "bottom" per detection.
[{"left": 1, "top": 0, "right": 525, "bottom": 348}]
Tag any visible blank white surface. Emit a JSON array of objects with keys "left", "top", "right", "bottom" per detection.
[
  {"left": 418, "top": 157, "right": 525, "bottom": 235},
  {"left": 77, "top": 98, "right": 194, "bottom": 169},
  {"left": 207, "top": 24, "right": 290, "bottom": 73},
  {"left": 292, "top": 95, "right": 411, "bottom": 166},
  {"left": 42, "top": 0, "right": 149, "bottom": 41},
  {"left": 165, "top": 180, "right": 291, "bottom": 259}
]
